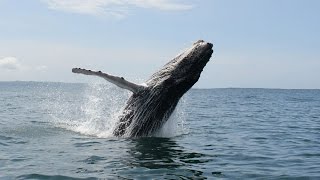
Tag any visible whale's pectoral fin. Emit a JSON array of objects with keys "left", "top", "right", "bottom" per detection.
[{"left": 72, "top": 68, "right": 145, "bottom": 93}]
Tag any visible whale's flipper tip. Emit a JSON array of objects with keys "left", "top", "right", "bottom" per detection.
[
  {"left": 72, "top": 68, "right": 88, "bottom": 74},
  {"left": 72, "top": 68, "right": 79, "bottom": 73}
]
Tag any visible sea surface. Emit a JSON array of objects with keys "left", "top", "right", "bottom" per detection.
[{"left": 0, "top": 81, "right": 319, "bottom": 179}]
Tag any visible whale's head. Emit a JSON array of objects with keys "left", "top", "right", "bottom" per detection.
[{"left": 146, "top": 40, "right": 213, "bottom": 97}]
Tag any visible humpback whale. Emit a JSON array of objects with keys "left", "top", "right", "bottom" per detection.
[{"left": 72, "top": 40, "right": 213, "bottom": 137}]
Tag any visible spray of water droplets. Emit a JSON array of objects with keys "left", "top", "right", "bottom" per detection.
[{"left": 43, "top": 82, "right": 188, "bottom": 138}]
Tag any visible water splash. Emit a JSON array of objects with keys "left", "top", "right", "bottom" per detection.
[
  {"left": 44, "top": 82, "right": 187, "bottom": 138},
  {"left": 156, "top": 96, "right": 188, "bottom": 137},
  {"left": 72, "top": 82, "right": 130, "bottom": 137}
]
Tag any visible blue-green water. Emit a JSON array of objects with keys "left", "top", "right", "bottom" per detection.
[{"left": 0, "top": 82, "right": 319, "bottom": 179}]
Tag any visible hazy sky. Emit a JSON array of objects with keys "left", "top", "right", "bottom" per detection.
[{"left": 0, "top": 0, "right": 319, "bottom": 88}]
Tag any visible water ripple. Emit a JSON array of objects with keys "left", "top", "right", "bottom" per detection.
[
  {"left": 17, "top": 174, "right": 98, "bottom": 180},
  {"left": 1, "top": 83, "right": 320, "bottom": 179}
]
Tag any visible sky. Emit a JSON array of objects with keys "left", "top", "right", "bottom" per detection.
[{"left": 0, "top": 0, "right": 319, "bottom": 89}]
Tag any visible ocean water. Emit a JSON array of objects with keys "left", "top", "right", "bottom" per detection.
[{"left": 0, "top": 81, "right": 320, "bottom": 179}]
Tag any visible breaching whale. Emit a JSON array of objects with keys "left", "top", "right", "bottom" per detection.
[{"left": 72, "top": 40, "right": 213, "bottom": 137}]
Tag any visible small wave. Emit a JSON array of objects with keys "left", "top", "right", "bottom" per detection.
[
  {"left": 73, "top": 141, "right": 101, "bottom": 147},
  {"left": 17, "top": 174, "right": 97, "bottom": 180},
  {"left": 78, "top": 155, "right": 107, "bottom": 164},
  {"left": 0, "top": 142, "right": 9, "bottom": 146}
]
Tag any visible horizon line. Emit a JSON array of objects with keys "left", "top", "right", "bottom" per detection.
[{"left": 0, "top": 80, "right": 319, "bottom": 90}]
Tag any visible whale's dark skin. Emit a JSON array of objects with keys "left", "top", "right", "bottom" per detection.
[{"left": 72, "top": 40, "right": 213, "bottom": 137}]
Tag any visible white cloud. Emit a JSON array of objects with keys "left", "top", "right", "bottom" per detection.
[
  {"left": 130, "top": 0, "right": 193, "bottom": 11},
  {"left": 0, "top": 56, "right": 48, "bottom": 73},
  {"left": 35, "top": 65, "right": 48, "bottom": 72},
  {"left": 0, "top": 57, "right": 23, "bottom": 70},
  {"left": 42, "top": 0, "right": 192, "bottom": 17}
]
